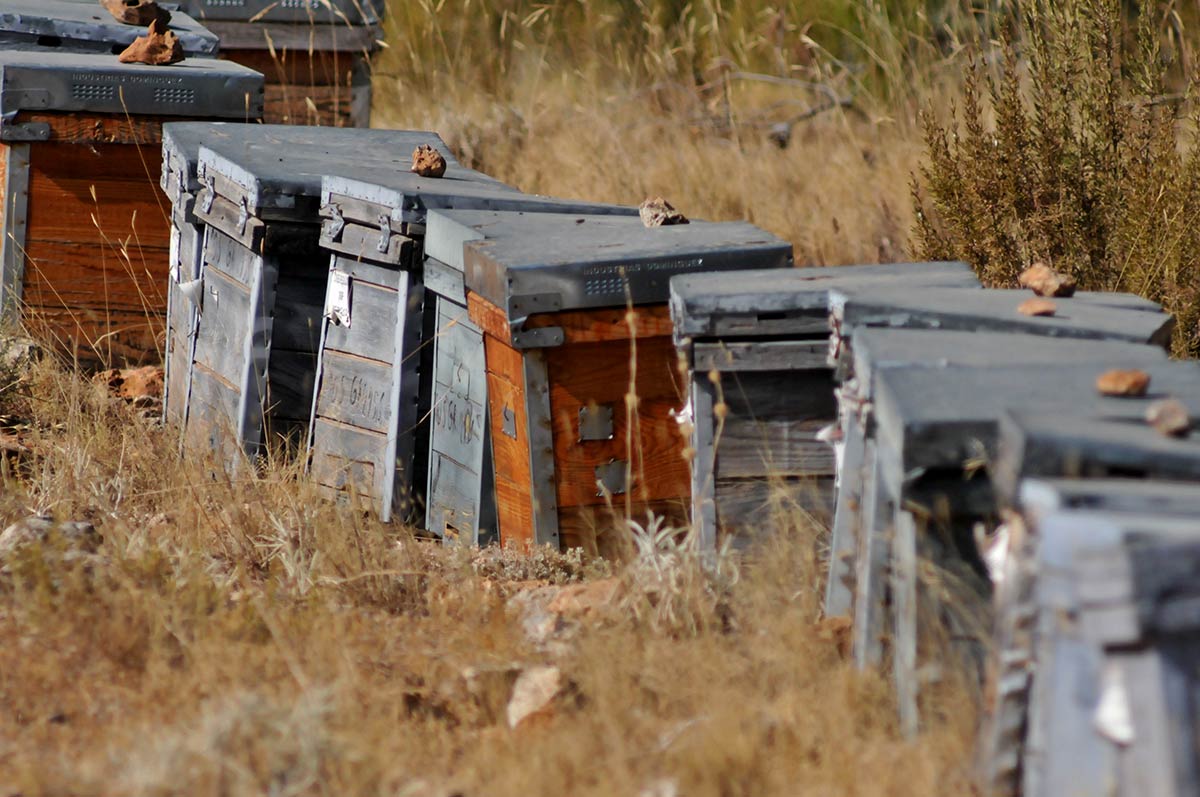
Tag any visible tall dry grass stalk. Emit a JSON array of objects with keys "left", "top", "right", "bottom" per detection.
[{"left": 0, "top": 358, "right": 978, "bottom": 795}]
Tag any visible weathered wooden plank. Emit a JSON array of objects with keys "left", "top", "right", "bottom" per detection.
[
  {"left": 713, "top": 476, "right": 835, "bottom": 545},
  {"left": 313, "top": 349, "right": 393, "bottom": 434},
  {"left": 203, "top": 226, "right": 258, "bottom": 288},
  {"left": 309, "top": 416, "right": 387, "bottom": 502},
  {"left": 192, "top": 266, "right": 251, "bottom": 388},
  {"left": 694, "top": 340, "right": 829, "bottom": 372},
  {"left": 320, "top": 278, "right": 400, "bottom": 362},
  {"left": 185, "top": 363, "right": 244, "bottom": 459},
  {"left": 717, "top": 369, "right": 838, "bottom": 422},
  {"left": 716, "top": 416, "right": 835, "bottom": 478}
]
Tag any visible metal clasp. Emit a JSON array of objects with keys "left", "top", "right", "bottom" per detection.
[
  {"left": 199, "top": 174, "right": 215, "bottom": 214},
  {"left": 376, "top": 213, "right": 391, "bottom": 254},
  {"left": 326, "top": 202, "right": 346, "bottom": 242}
]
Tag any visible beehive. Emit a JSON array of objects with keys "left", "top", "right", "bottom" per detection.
[
  {"left": 308, "top": 174, "right": 635, "bottom": 532},
  {"left": 0, "top": 0, "right": 220, "bottom": 56},
  {"left": 436, "top": 211, "right": 793, "bottom": 553},
  {"left": 0, "top": 51, "right": 262, "bottom": 366},
  {"left": 169, "top": 127, "right": 505, "bottom": 466},
  {"left": 180, "top": 0, "right": 382, "bottom": 127},
  {"left": 668, "top": 261, "right": 981, "bottom": 552}
]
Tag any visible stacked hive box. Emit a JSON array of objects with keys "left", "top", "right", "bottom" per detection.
[
  {"left": 435, "top": 214, "right": 794, "bottom": 554},
  {"left": 180, "top": 0, "right": 381, "bottom": 127},
  {"left": 164, "top": 126, "right": 501, "bottom": 464},
  {"left": 311, "top": 177, "right": 637, "bottom": 534},
  {"left": 668, "top": 261, "right": 981, "bottom": 551},
  {"left": 984, "top": 481, "right": 1200, "bottom": 797},
  {"left": 827, "top": 288, "right": 1180, "bottom": 733},
  {"left": 0, "top": 0, "right": 220, "bottom": 56},
  {"left": 0, "top": 50, "right": 262, "bottom": 366}
]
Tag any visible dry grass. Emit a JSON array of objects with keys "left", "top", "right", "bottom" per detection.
[
  {"left": 0, "top": 1, "right": 1020, "bottom": 791},
  {"left": 0, "top": 360, "right": 978, "bottom": 796}
]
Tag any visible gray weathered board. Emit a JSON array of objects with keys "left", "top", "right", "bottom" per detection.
[
  {"left": 0, "top": 0, "right": 220, "bottom": 55},
  {"left": 424, "top": 292, "right": 494, "bottom": 542},
  {"left": 670, "top": 260, "right": 981, "bottom": 344},
  {"left": 994, "top": 412, "right": 1200, "bottom": 505},
  {"left": 1016, "top": 505, "right": 1200, "bottom": 797},
  {"left": 201, "top": 20, "right": 381, "bottom": 52},
  {"left": 670, "top": 261, "right": 981, "bottom": 551},
  {"left": 307, "top": 255, "right": 423, "bottom": 521},
  {"left": 831, "top": 287, "right": 1175, "bottom": 348},
  {"left": 0, "top": 50, "right": 263, "bottom": 142}
]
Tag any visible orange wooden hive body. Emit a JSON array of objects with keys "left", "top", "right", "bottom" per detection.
[
  {"left": 0, "top": 52, "right": 263, "bottom": 367},
  {"left": 429, "top": 210, "right": 794, "bottom": 555}
]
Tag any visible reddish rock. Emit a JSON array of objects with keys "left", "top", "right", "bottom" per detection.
[
  {"left": 1145, "top": 398, "right": 1191, "bottom": 437},
  {"left": 118, "top": 19, "right": 184, "bottom": 66},
  {"left": 639, "top": 197, "right": 689, "bottom": 228},
  {"left": 93, "top": 365, "right": 163, "bottom": 401},
  {"left": 1017, "top": 297, "right": 1057, "bottom": 317},
  {"left": 546, "top": 578, "right": 621, "bottom": 617},
  {"left": 1018, "top": 263, "right": 1077, "bottom": 297},
  {"left": 1096, "top": 369, "right": 1151, "bottom": 397},
  {"left": 411, "top": 145, "right": 447, "bottom": 178},
  {"left": 101, "top": 0, "right": 171, "bottom": 27}
]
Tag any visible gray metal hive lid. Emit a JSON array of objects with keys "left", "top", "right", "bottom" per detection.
[
  {"left": 994, "top": 411, "right": 1200, "bottom": 503},
  {"left": 161, "top": 121, "right": 244, "bottom": 204},
  {"left": 845, "top": 327, "right": 1168, "bottom": 389},
  {"left": 0, "top": 0, "right": 220, "bottom": 56},
  {"left": 0, "top": 50, "right": 263, "bottom": 141},
  {"left": 870, "top": 360, "right": 1200, "bottom": 473},
  {"left": 832, "top": 287, "right": 1174, "bottom": 348},
  {"left": 198, "top": 128, "right": 479, "bottom": 223},
  {"left": 446, "top": 210, "right": 793, "bottom": 318},
  {"left": 669, "top": 261, "right": 980, "bottom": 341},
  {"left": 178, "top": 0, "right": 383, "bottom": 25}
]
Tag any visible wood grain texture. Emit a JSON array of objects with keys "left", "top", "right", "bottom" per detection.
[
  {"left": 467, "top": 291, "right": 511, "bottom": 342},
  {"left": 544, "top": 335, "right": 690, "bottom": 509},
  {"left": 714, "top": 476, "right": 835, "bottom": 543},
  {"left": 483, "top": 331, "right": 534, "bottom": 549},
  {"left": 218, "top": 49, "right": 369, "bottom": 87},
  {"left": 14, "top": 112, "right": 214, "bottom": 145},
  {"left": 20, "top": 142, "right": 170, "bottom": 365},
  {"left": 716, "top": 416, "right": 835, "bottom": 478},
  {"left": 313, "top": 349, "right": 391, "bottom": 433},
  {"left": 525, "top": 304, "right": 675, "bottom": 344}
]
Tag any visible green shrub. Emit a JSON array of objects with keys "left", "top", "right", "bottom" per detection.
[{"left": 913, "top": 0, "right": 1200, "bottom": 356}]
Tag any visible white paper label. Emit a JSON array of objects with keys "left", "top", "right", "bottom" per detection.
[
  {"left": 326, "top": 269, "right": 352, "bottom": 328},
  {"left": 169, "top": 228, "right": 181, "bottom": 283}
]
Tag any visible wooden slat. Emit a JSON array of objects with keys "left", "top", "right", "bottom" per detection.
[
  {"left": 715, "top": 416, "right": 835, "bottom": 478},
  {"left": 321, "top": 278, "right": 398, "bottom": 361},
  {"left": 493, "top": 475, "right": 534, "bottom": 550},
  {"left": 468, "top": 291, "right": 511, "bottom": 343},
  {"left": 264, "top": 85, "right": 362, "bottom": 127},
  {"left": 192, "top": 267, "right": 251, "bottom": 386},
  {"left": 694, "top": 340, "right": 829, "bottom": 372},
  {"left": 309, "top": 416, "right": 386, "bottom": 498},
  {"left": 218, "top": 49, "right": 368, "bottom": 87},
  {"left": 482, "top": 332, "right": 535, "bottom": 549},
  {"left": 14, "top": 112, "right": 205, "bottom": 145},
  {"left": 525, "top": 304, "right": 675, "bottom": 344},
  {"left": 314, "top": 349, "right": 391, "bottom": 434},
  {"left": 714, "top": 476, "right": 835, "bottom": 541}
]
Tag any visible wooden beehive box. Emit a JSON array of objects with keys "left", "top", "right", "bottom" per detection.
[
  {"left": 181, "top": 0, "right": 382, "bottom": 127},
  {"left": 0, "top": 0, "right": 220, "bottom": 56},
  {"left": 431, "top": 211, "right": 793, "bottom": 553},
  {"left": 175, "top": 127, "right": 498, "bottom": 466},
  {"left": 1001, "top": 497, "right": 1200, "bottom": 797},
  {"left": 309, "top": 172, "right": 635, "bottom": 531},
  {"left": 668, "top": 261, "right": 982, "bottom": 551},
  {"left": 0, "top": 51, "right": 262, "bottom": 367}
]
